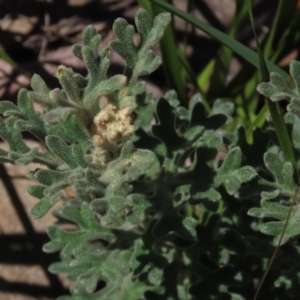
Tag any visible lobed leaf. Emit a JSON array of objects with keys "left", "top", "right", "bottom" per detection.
[{"left": 215, "top": 147, "right": 257, "bottom": 195}]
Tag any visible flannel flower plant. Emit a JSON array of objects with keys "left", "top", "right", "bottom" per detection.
[{"left": 2, "top": 8, "right": 300, "bottom": 300}]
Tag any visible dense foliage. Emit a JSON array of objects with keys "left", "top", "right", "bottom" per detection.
[{"left": 1, "top": 8, "right": 300, "bottom": 300}]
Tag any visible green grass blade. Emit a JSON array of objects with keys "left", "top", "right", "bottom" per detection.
[
  {"left": 0, "top": 46, "right": 18, "bottom": 69},
  {"left": 273, "top": 0, "right": 298, "bottom": 41},
  {"left": 176, "top": 49, "right": 211, "bottom": 112},
  {"left": 206, "top": 0, "right": 249, "bottom": 99},
  {"left": 246, "top": 3, "right": 299, "bottom": 298},
  {"left": 140, "top": 0, "right": 186, "bottom": 103},
  {"left": 246, "top": 0, "right": 298, "bottom": 176},
  {"left": 262, "top": 0, "right": 282, "bottom": 58},
  {"left": 150, "top": 0, "right": 289, "bottom": 80},
  {"left": 137, "top": 0, "right": 153, "bottom": 14},
  {"left": 263, "top": 0, "right": 298, "bottom": 65},
  {"left": 198, "top": 60, "right": 215, "bottom": 91},
  {"left": 272, "top": 17, "right": 300, "bottom": 64},
  {"left": 246, "top": 103, "right": 268, "bottom": 143}
]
